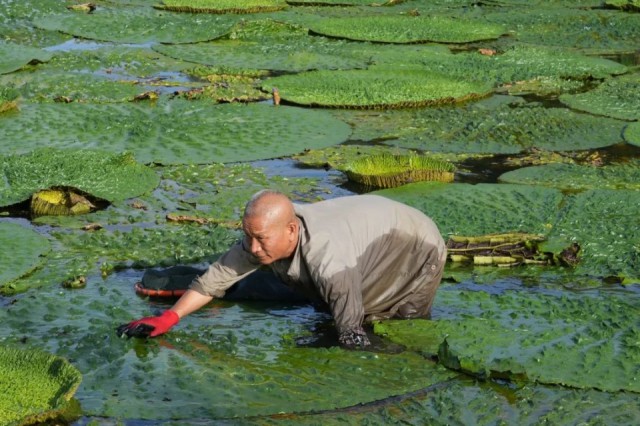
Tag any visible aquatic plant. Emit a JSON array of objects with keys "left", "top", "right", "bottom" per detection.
[
  {"left": 0, "top": 42, "right": 52, "bottom": 74},
  {"left": 261, "top": 67, "right": 493, "bottom": 109},
  {"left": 0, "top": 87, "right": 19, "bottom": 113},
  {"left": 0, "top": 100, "right": 352, "bottom": 164},
  {"left": 374, "top": 288, "right": 640, "bottom": 392},
  {"left": 156, "top": 0, "right": 288, "bottom": 13},
  {"left": 306, "top": 15, "right": 507, "bottom": 44},
  {"left": 499, "top": 161, "right": 640, "bottom": 191},
  {"left": 0, "top": 345, "right": 82, "bottom": 426},
  {"left": 446, "top": 233, "right": 551, "bottom": 266},
  {"left": 0, "top": 148, "right": 159, "bottom": 212},
  {"left": 560, "top": 73, "right": 640, "bottom": 121},
  {"left": 625, "top": 122, "right": 640, "bottom": 146},
  {"left": 605, "top": 0, "right": 640, "bottom": 11},
  {"left": 34, "top": 7, "right": 239, "bottom": 44},
  {"left": 344, "top": 153, "right": 455, "bottom": 188}
]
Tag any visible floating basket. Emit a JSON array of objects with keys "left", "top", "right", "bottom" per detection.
[{"left": 344, "top": 153, "right": 455, "bottom": 188}]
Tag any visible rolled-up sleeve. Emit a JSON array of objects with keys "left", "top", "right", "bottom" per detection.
[{"left": 189, "top": 243, "right": 260, "bottom": 298}]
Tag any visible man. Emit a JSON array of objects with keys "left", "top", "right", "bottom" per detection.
[{"left": 117, "top": 190, "right": 447, "bottom": 349}]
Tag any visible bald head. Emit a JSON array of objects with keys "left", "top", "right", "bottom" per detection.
[
  {"left": 242, "top": 190, "right": 299, "bottom": 264},
  {"left": 243, "top": 190, "right": 295, "bottom": 225}
]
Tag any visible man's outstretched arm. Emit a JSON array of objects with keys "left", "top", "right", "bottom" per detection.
[{"left": 116, "top": 289, "right": 213, "bottom": 338}]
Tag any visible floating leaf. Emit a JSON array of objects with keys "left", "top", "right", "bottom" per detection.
[
  {"left": 332, "top": 97, "right": 625, "bottom": 154},
  {"left": 0, "top": 42, "right": 53, "bottom": 74},
  {"left": 559, "top": 73, "right": 640, "bottom": 121},
  {"left": 307, "top": 15, "right": 507, "bottom": 44},
  {"left": 261, "top": 67, "right": 493, "bottom": 109},
  {"left": 604, "top": 0, "right": 640, "bottom": 12},
  {"left": 0, "top": 100, "right": 352, "bottom": 164},
  {"left": 156, "top": 0, "right": 288, "bottom": 13},
  {"left": 0, "top": 148, "right": 159, "bottom": 208},
  {"left": 374, "top": 289, "right": 640, "bottom": 392},
  {"left": 34, "top": 7, "right": 239, "bottom": 44},
  {"left": 499, "top": 161, "right": 640, "bottom": 191},
  {"left": 0, "top": 345, "right": 82, "bottom": 426},
  {"left": 0, "top": 222, "right": 50, "bottom": 289}
]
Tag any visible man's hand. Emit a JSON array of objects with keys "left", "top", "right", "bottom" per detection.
[
  {"left": 116, "top": 310, "right": 179, "bottom": 339},
  {"left": 338, "top": 327, "right": 371, "bottom": 350}
]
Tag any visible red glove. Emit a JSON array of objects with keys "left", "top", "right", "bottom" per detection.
[{"left": 116, "top": 310, "right": 179, "bottom": 338}]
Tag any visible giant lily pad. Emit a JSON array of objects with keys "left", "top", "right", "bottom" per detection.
[
  {"left": 0, "top": 222, "right": 50, "bottom": 289},
  {"left": 374, "top": 288, "right": 640, "bottom": 392},
  {"left": 0, "top": 148, "right": 159, "bottom": 209},
  {"left": 154, "top": 38, "right": 366, "bottom": 73},
  {"left": 34, "top": 7, "right": 239, "bottom": 44},
  {"left": 545, "top": 189, "right": 640, "bottom": 283},
  {"left": 0, "top": 346, "right": 82, "bottom": 426},
  {"left": 559, "top": 73, "right": 640, "bottom": 121},
  {"left": 156, "top": 0, "right": 288, "bottom": 13},
  {"left": 307, "top": 15, "right": 507, "bottom": 44},
  {"left": 261, "top": 67, "right": 493, "bottom": 109},
  {"left": 0, "top": 100, "right": 352, "bottom": 164},
  {"left": 332, "top": 97, "right": 626, "bottom": 153},
  {"left": 605, "top": 0, "right": 640, "bottom": 11},
  {"left": 498, "top": 161, "right": 640, "bottom": 191},
  {"left": 483, "top": 7, "right": 640, "bottom": 53},
  {"left": 0, "top": 42, "right": 52, "bottom": 74}
]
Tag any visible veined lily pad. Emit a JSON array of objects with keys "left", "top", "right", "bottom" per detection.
[
  {"left": 286, "top": 0, "right": 404, "bottom": 4},
  {"left": 0, "top": 148, "right": 159, "bottom": 209},
  {"left": 545, "top": 189, "right": 640, "bottom": 283},
  {"left": 0, "top": 346, "right": 82, "bottom": 426},
  {"left": 0, "top": 222, "right": 50, "bottom": 289},
  {"left": 0, "top": 42, "right": 53, "bottom": 74},
  {"left": 484, "top": 8, "right": 640, "bottom": 53},
  {"left": 374, "top": 289, "right": 640, "bottom": 392},
  {"left": 0, "top": 100, "right": 352, "bottom": 164},
  {"left": 559, "top": 73, "right": 640, "bottom": 121},
  {"left": 499, "top": 161, "right": 640, "bottom": 191},
  {"left": 261, "top": 68, "right": 493, "bottom": 109},
  {"left": 154, "top": 38, "right": 366, "bottom": 73},
  {"left": 307, "top": 15, "right": 507, "bottom": 44},
  {"left": 34, "top": 7, "right": 239, "bottom": 44},
  {"left": 332, "top": 97, "right": 626, "bottom": 153},
  {"left": 625, "top": 122, "right": 640, "bottom": 146},
  {"left": 155, "top": 0, "right": 288, "bottom": 13}
]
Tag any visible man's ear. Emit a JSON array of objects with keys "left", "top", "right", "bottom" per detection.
[{"left": 287, "top": 220, "right": 297, "bottom": 240}]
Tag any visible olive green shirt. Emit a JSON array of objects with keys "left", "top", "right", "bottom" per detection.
[{"left": 191, "top": 194, "right": 447, "bottom": 334}]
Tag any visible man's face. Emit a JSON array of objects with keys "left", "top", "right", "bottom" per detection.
[{"left": 242, "top": 214, "right": 296, "bottom": 265}]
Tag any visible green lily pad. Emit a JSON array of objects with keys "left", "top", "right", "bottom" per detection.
[
  {"left": 156, "top": 0, "right": 288, "bottom": 13},
  {"left": 374, "top": 288, "right": 640, "bottom": 392},
  {"left": 559, "top": 73, "right": 640, "bottom": 121},
  {"left": 154, "top": 38, "right": 366, "bottom": 73},
  {"left": 0, "top": 42, "right": 53, "bottom": 74},
  {"left": 286, "top": 0, "right": 403, "bottom": 4},
  {"left": 261, "top": 67, "right": 493, "bottom": 109},
  {"left": 546, "top": 189, "right": 640, "bottom": 283},
  {"left": 307, "top": 15, "right": 507, "bottom": 44},
  {"left": 0, "top": 222, "right": 50, "bottom": 289},
  {"left": 34, "top": 7, "right": 239, "bottom": 44},
  {"left": 625, "top": 122, "right": 640, "bottom": 146},
  {"left": 376, "top": 182, "right": 563, "bottom": 238},
  {"left": 484, "top": 8, "right": 640, "bottom": 53},
  {"left": 332, "top": 97, "right": 626, "bottom": 154},
  {"left": 499, "top": 161, "right": 640, "bottom": 191},
  {"left": 0, "top": 149, "right": 159, "bottom": 208},
  {"left": 0, "top": 100, "right": 352, "bottom": 164},
  {"left": 0, "top": 345, "right": 82, "bottom": 426}
]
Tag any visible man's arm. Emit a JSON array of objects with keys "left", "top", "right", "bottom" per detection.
[{"left": 171, "top": 289, "right": 213, "bottom": 319}]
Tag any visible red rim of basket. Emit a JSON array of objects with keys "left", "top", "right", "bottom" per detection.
[{"left": 134, "top": 282, "right": 187, "bottom": 298}]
